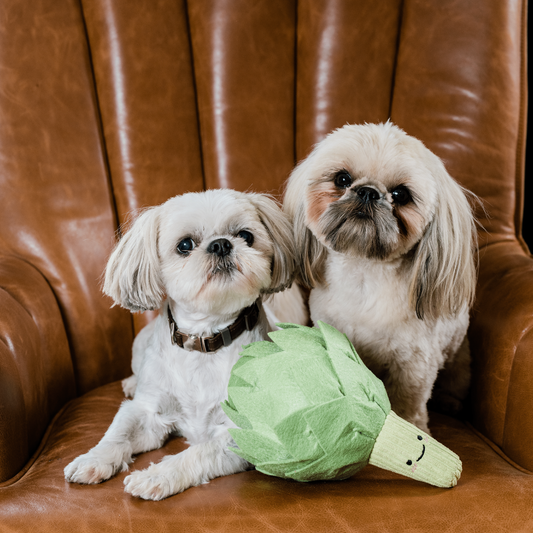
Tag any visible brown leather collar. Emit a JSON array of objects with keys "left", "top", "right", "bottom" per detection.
[{"left": 166, "top": 300, "right": 261, "bottom": 353}]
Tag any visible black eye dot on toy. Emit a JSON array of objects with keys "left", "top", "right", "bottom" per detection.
[
  {"left": 406, "top": 460, "right": 413, "bottom": 466},
  {"left": 418, "top": 435, "right": 423, "bottom": 440}
]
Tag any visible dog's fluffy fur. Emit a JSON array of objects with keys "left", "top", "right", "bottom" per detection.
[
  {"left": 284, "top": 123, "right": 477, "bottom": 432},
  {"left": 64, "top": 189, "right": 296, "bottom": 500}
]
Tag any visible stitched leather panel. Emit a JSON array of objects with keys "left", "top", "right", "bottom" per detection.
[
  {"left": 296, "top": 0, "right": 403, "bottom": 159},
  {"left": 81, "top": 0, "right": 205, "bottom": 222},
  {"left": 390, "top": 0, "right": 526, "bottom": 244},
  {"left": 0, "top": 257, "right": 75, "bottom": 482},
  {"left": 470, "top": 240, "right": 533, "bottom": 469},
  {"left": 187, "top": 0, "right": 296, "bottom": 196},
  {"left": 0, "top": 0, "right": 133, "bottom": 396}
]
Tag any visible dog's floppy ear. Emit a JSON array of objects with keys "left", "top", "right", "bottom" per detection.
[
  {"left": 103, "top": 207, "right": 164, "bottom": 312},
  {"left": 291, "top": 204, "right": 328, "bottom": 289},
  {"left": 248, "top": 193, "right": 295, "bottom": 294},
  {"left": 409, "top": 157, "right": 477, "bottom": 320},
  {"left": 284, "top": 159, "right": 328, "bottom": 289}
]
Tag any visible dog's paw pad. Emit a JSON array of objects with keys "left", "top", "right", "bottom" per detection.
[
  {"left": 124, "top": 469, "right": 180, "bottom": 501},
  {"left": 64, "top": 454, "right": 123, "bottom": 484}
]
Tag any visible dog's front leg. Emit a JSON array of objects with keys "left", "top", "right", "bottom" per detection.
[
  {"left": 384, "top": 356, "right": 440, "bottom": 434},
  {"left": 123, "top": 433, "right": 250, "bottom": 500},
  {"left": 64, "top": 399, "right": 169, "bottom": 484}
]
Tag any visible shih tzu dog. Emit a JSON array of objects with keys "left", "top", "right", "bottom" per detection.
[
  {"left": 284, "top": 122, "right": 477, "bottom": 433},
  {"left": 64, "top": 189, "right": 296, "bottom": 500}
]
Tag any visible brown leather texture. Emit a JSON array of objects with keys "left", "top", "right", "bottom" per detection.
[
  {"left": 296, "top": 0, "right": 403, "bottom": 157},
  {"left": 1, "top": 382, "right": 533, "bottom": 532},
  {"left": 0, "top": 0, "right": 134, "bottom": 397},
  {"left": 0, "top": 0, "right": 531, "bottom": 530},
  {"left": 0, "top": 257, "right": 75, "bottom": 482},
  {"left": 389, "top": 0, "right": 528, "bottom": 247},
  {"left": 81, "top": 0, "right": 205, "bottom": 222},
  {"left": 470, "top": 240, "right": 533, "bottom": 471},
  {"left": 188, "top": 0, "right": 297, "bottom": 196}
]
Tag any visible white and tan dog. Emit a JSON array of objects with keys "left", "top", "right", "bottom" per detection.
[
  {"left": 284, "top": 122, "right": 477, "bottom": 432},
  {"left": 65, "top": 189, "right": 298, "bottom": 500}
]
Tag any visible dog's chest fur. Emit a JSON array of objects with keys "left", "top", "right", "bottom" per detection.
[
  {"left": 309, "top": 253, "right": 467, "bottom": 376},
  {"left": 135, "top": 314, "right": 267, "bottom": 445}
]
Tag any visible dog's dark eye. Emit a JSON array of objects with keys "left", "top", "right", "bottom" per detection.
[
  {"left": 176, "top": 238, "right": 195, "bottom": 255},
  {"left": 237, "top": 230, "right": 254, "bottom": 247},
  {"left": 333, "top": 170, "right": 353, "bottom": 189},
  {"left": 391, "top": 186, "right": 412, "bottom": 205}
]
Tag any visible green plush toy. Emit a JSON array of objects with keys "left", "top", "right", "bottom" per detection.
[{"left": 221, "top": 322, "right": 462, "bottom": 488}]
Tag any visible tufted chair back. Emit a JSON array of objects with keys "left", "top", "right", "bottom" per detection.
[{"left": 0, "top": 2, "right": 531, "bottom": 528}]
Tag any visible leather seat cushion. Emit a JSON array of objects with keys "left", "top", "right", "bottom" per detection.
[{"left": 1, "top": 381, "right": 532, "bottom": 532}]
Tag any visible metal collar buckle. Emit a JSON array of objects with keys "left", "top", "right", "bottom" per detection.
[{"left": 183, "top": 334, "right": 207, "bottom": 352}]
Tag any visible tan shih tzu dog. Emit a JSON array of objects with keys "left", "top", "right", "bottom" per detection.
[
  {"left": 284, "top": 122, "right": 477, "bottom": 432},
  {"left": 65, "top": 189, "right": 299, "bottom": 500}
]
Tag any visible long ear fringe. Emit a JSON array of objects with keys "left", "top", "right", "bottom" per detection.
[
  {"left": 103, "top": 207, "right": 164, "bottom": 312},
  {"left": 283, "top": 156, "right": 328, "bottom": 290},
  {"left": 409, "top": 167, "right": 478, "bottom": 321},
  {"left": 248, "top": 194, "right": 296, "bottom": 294},
  {"left": 292, "top": 205, "right": 328, "bottom": 289}
]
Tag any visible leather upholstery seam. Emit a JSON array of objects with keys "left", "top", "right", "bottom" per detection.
[
  {"left": 466, "top": 421, "right": 533, "bottom": 476},
  {"left": 502, "top": 323, "right": 533, "bottom": 467},
  {"left": 0, "top": 255, "right": 75, "bottom": 370},
  {"left": 0, "top": 401, "right": 69, "bottom": 488},
  {"left": 76, "top": 0, "right": 136, "bottom": 363},
  {"left": 477, "top": 235, "right": 526, "bottom": 253},
  {"left": 514, "top": 0, "right": 529, "bottom": 253},
  {"left": 293, "top": 0, "right": 298, "bottom": 167},
  {"left": 474, "top": 234, "right": 533, "bottom": 456},
  {"left": 184, "top": 0, "right": 206, "bottom": 191},
  {"left": 0, "top": 255, "right": 77, "bottom": 486},
  {"left": 77, "top": 0, "right": 121, "bottom": 233},
  {"left": 387, "top": 0, "right": 405, "bottom": 119}
]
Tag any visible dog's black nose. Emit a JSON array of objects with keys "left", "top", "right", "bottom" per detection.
[
  {"left": 207, "top": 238, "right": 233, "bottom": 257},
  {"left": 357, "top": 186, "right": 380, "bottom": 203}
]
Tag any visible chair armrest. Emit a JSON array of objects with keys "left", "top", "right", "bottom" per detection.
[
  {"left": 469, "top": 240, "right": 533, "bottom": 471},
  {"left": 0, "top": 256, "right": 75, "bottom": 483}
]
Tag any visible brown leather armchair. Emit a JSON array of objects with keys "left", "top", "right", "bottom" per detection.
[{"left": 1, "top": 0, "right": 531, "bottom": 530}]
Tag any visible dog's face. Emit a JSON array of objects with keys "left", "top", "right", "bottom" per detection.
[
  {"left": 104, "top": 189, "right": 294, "bottom": 316},
  {"left": 158, "top": 191, "right": 279, "bottom": 314},
  {"left": 298, "top": 123, "right": 437, "bottom": 261},
  {"left": 284, "top": 122, "right": 477, "bottom": 320}
]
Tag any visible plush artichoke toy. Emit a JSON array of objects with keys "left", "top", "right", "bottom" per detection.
[{"left": 222, "top": 322, "right": 462, "bottom": 488}]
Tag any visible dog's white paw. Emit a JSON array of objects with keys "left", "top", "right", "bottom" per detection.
[
  {"left": 124, "top": 464, "right": 189, "bottom": 501},
  {"left": 122, "top": 374, "right": 137, "bottom": 398},
  {"left": 64, "top": 452, "right": 128, "bottom": 484}
]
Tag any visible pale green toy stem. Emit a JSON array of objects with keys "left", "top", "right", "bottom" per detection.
[{"left": 369, "top": 411, "right": 462, "bottom": 488}]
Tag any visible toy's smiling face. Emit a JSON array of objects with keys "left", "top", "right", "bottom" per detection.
[
  {"left": 368, "top": 411, "right": 462, "bottom": 488},
  {"left": 405, "top": 434, "right": 429, "bottom": 472}
]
